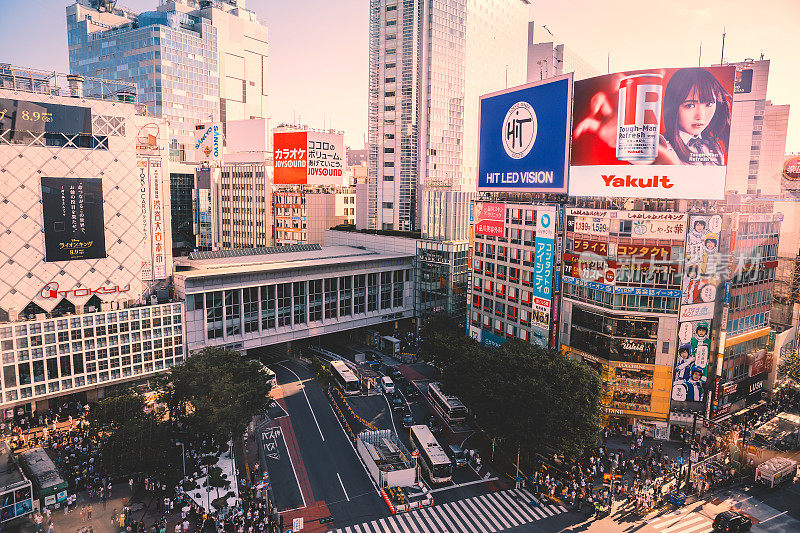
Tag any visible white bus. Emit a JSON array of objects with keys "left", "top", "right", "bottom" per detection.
[
  {"left": 428, "top": 382, "right": 468, "bottom": 424},
  {"left": 330, "top": 360, "right": 361, "bottom": 395},
  {"left": 410, "top": 424, "right": 453, "bottom": 484}
]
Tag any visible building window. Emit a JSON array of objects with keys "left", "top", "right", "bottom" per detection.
[
  {"left": 243, "top": 287, "right": 259, "bottom": 333},
  {"left": 354, "top": 274, "right": 366, "bottom": 314},
  {"left": 393, "top": 270, "right": 404, "bottom": 307},
  {"left": 277, "top": 283, "right": 292, "bottom": 327},
  {"left": 293, "top": 282, "right": 306, "bottom": 325},
  {"left": 325, "top": 278, "right": 338, "bottom": 319},
  {"left": 339, "top": 276, "right": 352, "bottom": 317},
  {"left": 309, "top": 280, "right": 323, "bottom": 322},
  {"left": 381, "top": 272, "right": 392, "bottom": 309},
  {"left": 368, "top": 273, "right": 379, "bottom": 312},
  {"left": 206, "top": 292, "right": 223, "bottom": 339},
  {"left": 261, "top": 285, "right": 276, "bottom": 329},
  {"left": 225, "top": 290, "right": 241, "bottom": 337},
  {"left": 382, "top": 202, "right": 394, "bottom": 209}
]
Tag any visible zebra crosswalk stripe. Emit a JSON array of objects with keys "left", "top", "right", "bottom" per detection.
[
  {"left": 332, "top": 488, "right": 567, "bottom": 533},
  {"left": 485, "top": 491, "right": 526, "bottom": 524},
  {"left": 473, "top": 494, "right": 518, "bottom": 529}
]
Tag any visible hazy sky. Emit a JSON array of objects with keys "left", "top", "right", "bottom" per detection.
[{"left": 2, "top": 0, "right": 797, "bottom": 151}]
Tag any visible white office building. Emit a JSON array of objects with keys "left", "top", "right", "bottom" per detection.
[
  {"left": 0, "top": 66, "right": 183, "bottom": 414},
  {"left": 367, "top": 0, "right": 530, "bottom": 232}
]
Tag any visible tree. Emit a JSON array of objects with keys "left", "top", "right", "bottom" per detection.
[
  {"left": 778, "top": 349, "right": 800, "bottom": 383},
  {"left": 420, "top": 323, "right": 603, "bottom": 462},
  {"left": 88, "top": 391, "right": 181, "bottom": 483},
  {"left": 159, "top": 347, "right": 271, "bottom": 442}
]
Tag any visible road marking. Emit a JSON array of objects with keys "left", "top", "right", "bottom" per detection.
[
  {"left": 398, "top": 513, "right": 421, "bottom": 533},
  {"left": 485, "top": 491, "right": 526, "bottom": 524},
  {"left": 474, "top": 494, "right": 516, "bottom": 529},
  {"left": 337, "top": 472, "right": 350, "bottom": 502},
  {"left": 659, "top": 515, "right": 708, "bottom": 533},
  {"left": 494, "top": 490, "right": 536, "bottom": 522},
  {"left": 437, "top": 502, "right": 466, "bottom": 532},
  {"left": 429, "top": 477, "right": 499, "bottom": 492},
  {"left": 275, "top": 363, "right": 325, "bottom": 442},
  {"left": 267, "top": 422, "right": 306, "bottom": 510},
  {"left": 759, "top": 510, "right": 788, "bottom": 524},
  {"left": 421, "top": 506, "right": 448, "bottom": 532},
  {"left": 460, "top": 498, "right": 495, "bottom": 532}
]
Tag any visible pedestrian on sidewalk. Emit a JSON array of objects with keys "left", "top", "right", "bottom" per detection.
[{"left": 87, "top": 503, "right": 93, "bottom": 520}]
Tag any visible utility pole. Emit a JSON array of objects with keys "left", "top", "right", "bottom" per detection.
[
  {"left": 515, "top": 444, "right": 521, "bottom": 489},
  {"left": 684, "top": 412, "right": 699, "bottom": 492},
  {"left": 720, "top": 28, "right": 726, "bottom": 65}
]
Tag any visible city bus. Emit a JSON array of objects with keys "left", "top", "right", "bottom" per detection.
[
  {"left": 330, "top": 360, "right": 361, "bottom": 395},
  {"left": 428, "top": 382, "right": 468, "bottom": 424},
  {"left": 410, "top": 425, "right": 453, "bottom": 484}
]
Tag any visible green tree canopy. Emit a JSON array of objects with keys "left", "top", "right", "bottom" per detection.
[
  {"left": 778, "top": 349, "right": 800, "bottom": 383},
  {"left": 420, "top": 314, "right": 602, "bottom": 460},
  {"left": 159, "top": 347, "right": 272, "bottom": 442}
]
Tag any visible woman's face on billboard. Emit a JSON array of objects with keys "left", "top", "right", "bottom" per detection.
[{"left": 678, "top": 87, "right": 717, "bottom": 137}]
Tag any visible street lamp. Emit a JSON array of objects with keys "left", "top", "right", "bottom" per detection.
[{"left": 176, "top": 441, "right": 186, "bottom": 479}]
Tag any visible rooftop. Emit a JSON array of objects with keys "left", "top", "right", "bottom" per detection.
[
  {"left": 18, "top": 448, "right": 66, "bottom": 490},
  {"left": 0, "top": 64, "right": 145, "bottom": 111},
  {"left": 0, "top": 443, "right": 27, "bottom": 492},
  {"left": 174, "top": 244, "right": 414, "bottom": 279}
]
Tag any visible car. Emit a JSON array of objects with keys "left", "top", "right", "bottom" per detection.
[
  {"left": 366, "top": 352, "right": 382, "bottom": 362},
  {"left": 389, "top": 369, "right": 404, "bottom": 382},
  {"left": 447, "top": 444, "right": 467, "bottom": 468},
  {"left": 427, "top": 415, "right": 442, "bottom": 433},
  {"left": 400, "top": 407, "right": 414, "bottom": 427},
  {"left": 401, "top": 383, "right": 418, "bottom": 398},
  {"left": 388, "top": 392, "right": 405, "bottom": 411},
  {"left": 713, "top": 511, "right": 752, "bottom": 532},
  {"left": 380, "top": 376, "right": 395, "bottom": 394}
]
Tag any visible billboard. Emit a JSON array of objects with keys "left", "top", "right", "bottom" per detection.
[
  {"left": 477, "top": 74, "right": 572, "bottom": 192},
  {"left": 569, "top": 66, "right": 735, "bottom": 200},
  {"left": 193, "top": 122, "right": 222, "bottom": 163},
  {"left": 41, "top": 177, "right": 106, "bottom": 262},
  {"left": 0, "top": 98, "right": 91, "bottom": 140},
  {"left": 473, "top": 203, "right": 505, "bottom": 237},
  {"left": 673, "top": 214, "right": 724, "bottom": 404},
  {"left": 273, "top": 131, "right": 344, "bottom": 185}
]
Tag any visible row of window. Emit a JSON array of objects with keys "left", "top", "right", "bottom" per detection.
[{"left": 187, "top": 271, "right": 410, "bottom": 339}]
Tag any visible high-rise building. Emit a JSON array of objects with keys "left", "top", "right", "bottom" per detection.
[
  {"left": 194, "top": 162, "right": 271, "bottom": 250},
  {"left": 67, "top": 0, "right": 269, "bottom": 161},
  {"left": 367, "top": 0, "right": 530, "bottom": 232},
  {"left": 525, "top": 22, "right": 600, "bottom": 82},
  {"left": 273, "top": 186, "right": 357, "bottom": 246},
  {"left": 0, "top": 65, "right": 183, "bottom": 414}
]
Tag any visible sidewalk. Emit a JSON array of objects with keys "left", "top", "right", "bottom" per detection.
[{"left": 8, "top": 482, "right": 195, "bottom": 533}]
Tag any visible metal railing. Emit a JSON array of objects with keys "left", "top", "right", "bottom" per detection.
[{"left": 0, "top": 64, "right": 147, "bottom": 115}]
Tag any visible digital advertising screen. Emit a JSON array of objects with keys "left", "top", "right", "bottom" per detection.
[
  {"left": 477, "top": 74, "right": 572, "bottom": 193},
  {"left": 569, "top": 66, "right": 735, "bottom": 200},
  {"left": 41, "top": 177, "right": 106, "bottom": 262}
]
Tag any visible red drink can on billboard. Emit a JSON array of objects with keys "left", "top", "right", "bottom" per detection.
[{"left": 616, "top": 73, "right": 663, "bottom": 163}]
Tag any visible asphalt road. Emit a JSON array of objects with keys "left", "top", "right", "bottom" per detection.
[{"left": 271, "top": 360, "right": 387, "bottom": 527}]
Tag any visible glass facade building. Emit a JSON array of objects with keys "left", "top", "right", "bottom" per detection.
[
  {"left": 367, "top": 0, "right": 529, "bottom": 231},
  {"left": 67, "top": 2, "right": 220, "bottom": 156}
]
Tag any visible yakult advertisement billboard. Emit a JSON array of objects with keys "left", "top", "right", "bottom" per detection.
[
  {"left": 569, "top": 66, "right": 735, "bottom": 200},
  {"left": 477, "top": 74, "right": 572, "bottom": 193},
  {"left": 274, "top": 131, "right": 344, "bottom": 185}
]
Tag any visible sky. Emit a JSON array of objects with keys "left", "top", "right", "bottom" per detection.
[{"left": 1, "top": 0, "right": 798, "bottom": 151}]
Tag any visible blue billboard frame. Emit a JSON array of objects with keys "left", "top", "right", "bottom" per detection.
[{"left": 477, "top": 73, "right": 572, "bottom": 193}]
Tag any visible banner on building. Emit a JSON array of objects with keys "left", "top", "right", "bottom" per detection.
[
  {"left": 477, "top": 74, "right": 572, "bottom": 193},
  {"left": 137, "top": 159, "right": 153, "bottom": 281},
  {"left": 0, "top": 98, "right": 92, "bottom": 140},
  {"left": 41, "top": 177, "right": 106, "bottom": 262},
  {"left": 193, "top": 122, "right": 222, "bottom": 164},
  {"left": 150, "top": 160, "right": 166, "bottom": 279},
  {"left": 274, "top": 131, "right": 344, "bottom": 185},
  {"left": 569, "top": 66, "right": 735, "bottom": 199},
  {"left": 533, "top": 206, "right": 556, "bottom": 302},
  {"left": 474, "top": 203, "right": 505, "bottom": 237}
]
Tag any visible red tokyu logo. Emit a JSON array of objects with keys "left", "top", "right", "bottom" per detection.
[
  {"left": 40, "top": 282, "right": 131, "bottom": 299},
  {"left": 602, "top": 175, "right": 673, "bottom": 188}
]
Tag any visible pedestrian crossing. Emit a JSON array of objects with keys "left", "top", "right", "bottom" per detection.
[
  {"left": 648, "top": 510, "right": 714, "bottom": 533},
  {"left": 332, "top": 488, "right": 566, "bottom": 533}
]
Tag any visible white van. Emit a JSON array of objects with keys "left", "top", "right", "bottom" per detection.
[{"left": 381, "top": 376, "right": 395, "bottom": 394}]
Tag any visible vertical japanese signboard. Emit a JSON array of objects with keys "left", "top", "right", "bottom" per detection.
[
  {"left": 672, "top": 214, "right": 723, "bottom": 405},
  {"left": 137, "top": 159, "right": 153, "bottom": 281},
  {"left": 150, "top": 160, "right": 166, "bottom": 279},
  {"left": 532, "top": 206, "right": 556, "bottom": 346},
  {"left": 41, "top": 177, "right": 106, "bottom": 262}
]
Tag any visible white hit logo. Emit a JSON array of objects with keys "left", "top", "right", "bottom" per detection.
[{"left": 502, "top": 101, "right": 537, "bottom": 159}]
